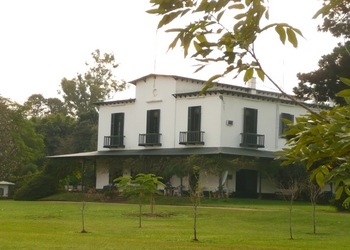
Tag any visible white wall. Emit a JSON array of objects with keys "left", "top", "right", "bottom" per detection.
[
  {"left": 96, "top": 74, "right": 321, "bottom": 193},
  {"left": 96, "top": 161, "right": 110, "bottom": 189},
  {"left": 0, "top": 184, "right": 10, "bottom": 197}
]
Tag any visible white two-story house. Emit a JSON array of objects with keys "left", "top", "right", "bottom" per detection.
[{"left": 75, "top": 73, "right": 325, "bottom": 197}]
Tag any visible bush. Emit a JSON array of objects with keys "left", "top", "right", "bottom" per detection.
[
  {"left": 13, "top": 159, "right": 81, "bottom": 200},
  {"left": 330, "top": 192, "right": 350, "bottom": 212},
  {"left": 13, "top": 173, "right": 58, "bottom": 200}
]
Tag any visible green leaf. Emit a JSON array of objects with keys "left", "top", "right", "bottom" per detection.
[
  {"left": 336, "top": 89, "right": 350, "bottom": 97},
  {"left": 286, "top": 28, "right": 298, "bottom": 48},
  {"left": 315, "top": 172, "right": 325, "bottom": 188},
  {"left": 217, "top": 10, "right": 225, "bottom": 22},
  {"left": 335, "top": 186, "right": 344, "bottom": 200},
  {"left": 243, "top": 68, "right": 254, "bottom": 82},
  {"left": 255, "top": 68, "right": 264, "bottom": 81},
  {"left": 340, "top": 77, "right": 350, "bottom": 87},
  {"left": 234, "top": 13, "right": 246, "bottom": 20},
  {"left": 275, "top": 25, "right": 286, "bottom": 44},
  {"left": 196, "top": 0, "right": 209, "bottom": 12},
  {"left": 228, "top": 4, "right": 245, "bottom": 10}
]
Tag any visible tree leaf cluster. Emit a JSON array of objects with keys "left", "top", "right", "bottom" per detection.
[
  {"left": 148, "top": 0, "right": 303, "bottom": 87},
  {"left": 0, "top": 97, "right": 45, "bottom": 180},
  {"left": 278, "top": 77, "right": 350, "bottom": 207},
  {"left": 316, "top": 0, "right": 350, "bottom": 38},
  {"left": 293, "top": 41, "right": 350, "bottom": 105}
]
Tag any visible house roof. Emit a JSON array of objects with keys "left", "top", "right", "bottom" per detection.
[
  {"left": 48, "top": 147, "right": 276, "bottom": 159},
  {"left": 0, "top": 181, "right": 15, "bottom": 185},
  {"left": 99, "top": 73, "right": 331, "bottom": 109},
  {"left": 94, "top": 98, "right": 136, "bottom": 107}
]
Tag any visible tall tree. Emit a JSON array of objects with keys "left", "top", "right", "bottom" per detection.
[
  {"left": 0, "top": 97, "right": 44, "bottom": 179},
  {"left": 59, "top": 49, "right": 126, "bottom": 117},
  {"left": 317, "top": 0, "right": 350, "bottom": 38},
  {"left": 24, "top": 94, "right": 67, "bottom": 117},
  {"left": 293, "top": 41, "right": 350, "bottom": 105}
]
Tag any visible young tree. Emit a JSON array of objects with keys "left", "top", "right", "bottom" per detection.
[
  {"left": 187, "top": 154, "right": 208, "bottom": 241},
  {"left": 305, "top": 180, "right": 322, "bottom": 234},
  {"left": 114, "top": 173, "right": 165, "bottom": 228}
]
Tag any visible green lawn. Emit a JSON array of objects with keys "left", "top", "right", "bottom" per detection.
[{"left": 0, "top": 198, "right": 349, "bottom": 250}]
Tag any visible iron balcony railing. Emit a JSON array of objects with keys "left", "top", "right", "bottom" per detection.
[
  {"left": 103, "top": 135, "right": 125, "bottom": 148},
  {"left": 240, "top": 133, "right": 265, "bottom": 148},
  {"left": 138, "top": 133, "right": 162, "bottom": 146},
  {"left": 179, "top": 131, "right": 205, "bottom": 145}
]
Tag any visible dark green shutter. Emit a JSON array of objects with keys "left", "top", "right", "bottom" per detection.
[{"left": 243, "top": 108, "right": 257, "bottom": 134}]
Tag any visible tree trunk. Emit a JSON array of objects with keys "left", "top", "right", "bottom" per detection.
[
  {"left": 289, "top": 196, "right": 293, "bottom": 240},
  {"left": 218, "top": 171, "right": 223, "bottom": 198},
  {"left": 139, "top": 204, "right": 142, "bottom": 228},
  {"left": 193, "top": 193, "right": 198, "bottom": 241},
  {"left": 150, "top": 194, "right": 155, "bottom": 215},
  {"left": 313, "top": 201, "right": 316, "bottom": 234}
]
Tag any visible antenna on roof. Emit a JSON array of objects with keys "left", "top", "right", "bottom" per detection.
[{"left": 153, "top": 29, "right": 158, "bottom": 89}]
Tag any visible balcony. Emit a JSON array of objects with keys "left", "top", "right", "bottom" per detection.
[
  {"left": 103, "top": 135, "right": 125, "bottom": 148},
  {"left": 179, "top": 131, "right": 205, "bottom": 145},
  {"left": 138, "top": 133, "right": 162, "bottom": 146},
  {"left": 240, "top": 133, "right": 265, "bottom": 148}
]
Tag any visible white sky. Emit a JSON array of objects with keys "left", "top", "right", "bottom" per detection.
[{"left": 0, "top": 0, "right": 344, "bottom": 104}]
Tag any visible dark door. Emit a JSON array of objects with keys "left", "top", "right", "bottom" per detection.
[{"left": 236, "top": 169, "right": 258, "bottom": 194}]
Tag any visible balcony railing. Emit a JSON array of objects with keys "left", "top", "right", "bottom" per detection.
[
  {"left": 240, "top": 133, "right": 265, "bottom": 148},
  {"left": 103, "top": 135, "right": 125, "bottom": 148},
  {"left": 179, "top": 131, "right": 205, "bottom": 145},
  {"left": 138, "top": 133, "right": 162, "bottom": 146}
]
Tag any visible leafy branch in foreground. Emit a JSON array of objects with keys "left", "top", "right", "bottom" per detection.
[{"left": 277, "top": 77, "right": 350, "bottom": 208}]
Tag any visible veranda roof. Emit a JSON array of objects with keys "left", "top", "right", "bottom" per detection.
[{"left": 48, "top": 147, "right": 276, "bottom": 159}]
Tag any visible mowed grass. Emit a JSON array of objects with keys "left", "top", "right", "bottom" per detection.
[{"left": 0, "top": 199, "right": 349, "bottom": 250}]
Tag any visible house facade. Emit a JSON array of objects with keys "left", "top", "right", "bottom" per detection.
[{"left": 91, "top": 73, "right": 327, "bottom": 197}]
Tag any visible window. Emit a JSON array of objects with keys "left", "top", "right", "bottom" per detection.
[
  {"left": 280, "top": 113, "right": 294, "bottom": 136},
  {"left": 188, "top": 106, "right": 201, "bottom": 132},
  {"left": 179, "top": 106, "right": 204, "bottom": 144},
  {"left": 187, "top": 106, "right": 201, "bottom": 142},
  {"left": 243, "top": 108, "right": 257, "bottom": 134},
  {"left": 147, "top": 109, "right": 160, "bottom": 135},
  {"left": 110, "top": 112, "right": 124, "bottom": 146},
  {"left": 240, "top": 108, "right": 264, "bottom": 148},
  {"left": 0, "top": 188, "right": 3, "bottom": 196},
  {"left": 145, "top": 109, "right": 161, "bottom": 144}
]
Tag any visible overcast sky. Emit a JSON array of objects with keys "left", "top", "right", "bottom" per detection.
[{"left": 0, "top": 0, "right": 343, "bottom": 104}]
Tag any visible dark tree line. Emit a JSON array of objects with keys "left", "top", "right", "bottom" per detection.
[
  {"left": 0, "top": 50, "right": 126, "bottom": 199},
  {"left": 293, "top": 0, "right": 350, "bottom": 105}
]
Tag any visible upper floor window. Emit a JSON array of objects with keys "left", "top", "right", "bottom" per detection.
[
  {"left": 147, "top": 109, "right": 160, "bottom": 135},
  {"left": 188, "top": 106, "right": 201, "bottom": 132},
  {"left": 280, "top": 113, "right": 294, "bottom": 136},
  {"left": 104, "top": 112, "right": 125, "bottom": 148},
  {"left": 179, "top": 106, "right": 204, "bottom": 145},
  {"left": 240, "top": 107, "right": 264, "bottom": 148},
  {"left": 243, "top": 108, "right": 257, "bottom": 134},
  {"left": 139, "top": 109, "right": 161, "bottom": 146}
]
